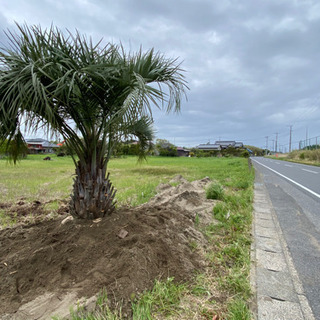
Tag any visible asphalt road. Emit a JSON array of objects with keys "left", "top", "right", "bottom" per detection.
[{"left": 252, "top": 157, "right": 320, "bottom": 318}]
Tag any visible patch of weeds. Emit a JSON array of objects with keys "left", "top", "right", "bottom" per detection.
[
  {"left": 213, "top": 202, "right": 229, "bottom": 222},
  {"left": 194, "top": 213, "right": 200, "bottom": 227},
  {"left": 132, "top": 277, "right": 185, "bottom": 319},
  {"left": 220, "top": 266, "right": 251, "bottom": 299},
  {"left": 233, "top": 179, "right": 250, "bottom": 190},
  {"left": 203, "top": 173, "right": 253, "bottom": 318},
  {"left": 200, "top": 307, "right": 218, "bottom": 319},
  {"left": 227, "top": 161, "right": 241, "bottom": 167},
  {"left": 206, "top": 183, "right": 224, "bottom": 200},
  {"left": 132, "top": 183, "right": 158, "bottom": 206},
  {"left": 44, "top": 200, "right": 60, "bottom": 211},
  {"left": 191, "top": 285, "right": 211, "bottom": 297},
  {"left": 224, "top": 194, "right": 247, "bottom": 211},
  {"left": 220, "top": 242, "right": 248, "bottom": 268},
  {"left": 226, "top": 298, "right": 251, "bottom": 320},
  {"left": 0, "top": 209, "right": 17, "bottom": 228},
  {"left": 189, "top": 240, "right": 198, "bottom": 252},
  {"left": 191, "top": 274, "right": 211, "bottom": 297}
]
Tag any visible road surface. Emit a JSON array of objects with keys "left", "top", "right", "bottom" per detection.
[{"left": 252, "top": 157, "right": 320, "bottom": 318}]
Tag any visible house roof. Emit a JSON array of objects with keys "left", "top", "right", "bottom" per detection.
[
  {"left": 234, "top": 142, "right": 244, "bottom": 147},
  {"left": 26, "top": 139, "right": 59, "bottom": 148},
  {"left": 26, "top": 138, "right": 47, "bottom": 143},
  {"left": 196, "top": 144, "right": 221, "bottom": 150},
  {"left": 215, "top": 141, "right": 236, "bottom": 146}
]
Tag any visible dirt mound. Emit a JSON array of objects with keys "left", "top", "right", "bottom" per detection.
[
  {"left": 147, "top": 176, "right": 214, "bottom": 225},
  {"left": 0, "top": 176, "right": 215, "bottom": 319}
]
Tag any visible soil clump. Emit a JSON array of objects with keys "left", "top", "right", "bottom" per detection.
[{"left": 0, "top": 176, "right": 215, "bottom": 319}]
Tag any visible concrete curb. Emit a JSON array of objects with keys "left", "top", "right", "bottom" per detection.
[{"left": 251, "top": 172, "right": 315, "bottom": 320}]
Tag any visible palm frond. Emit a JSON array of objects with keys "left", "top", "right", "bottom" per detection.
[{"left": 0, "top": 23, "right": 188, "bottom": 166}]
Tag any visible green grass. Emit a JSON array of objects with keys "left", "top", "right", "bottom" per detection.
[
  {"left": 206, "top": 183, "right": 225, "bottom": 200},
  {"left": 132, "top": 277, "right": 186, "bottom": 319},
  {"left": 0, "top": 154, "right": 250, "bottom": 207},
  {"left": 0, "top": 154, "right": 74, "bottom": 203},
  {"left": 205, "top": 177, "right": 253, "bottom": 319},
  {"left": 1, "top": 154, "right": 254, "bottom": 319}
]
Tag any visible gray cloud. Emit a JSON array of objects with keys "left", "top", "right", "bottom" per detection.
[{"left": 1, "top": 0, "right": 320, "bottom": 149}]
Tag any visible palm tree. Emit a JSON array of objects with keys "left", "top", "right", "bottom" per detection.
[{"left": 0, "top": 24, "right": 187, "bottom": 219}]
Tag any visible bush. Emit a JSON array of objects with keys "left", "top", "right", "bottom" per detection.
[
  {"left": 241, "top": 150, "right": 250, "bottom": 158},
  {"left": 206, "top": 183, "right": 224, "bottom": 200},
  {"left": 299, "top": 152, "right": 305, "bottom": 160},
  {"left": 55, "top": 144, "right": 75, "bottom": 156}
]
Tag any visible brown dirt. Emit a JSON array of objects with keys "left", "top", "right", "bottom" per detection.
[{"left": 0, "top": 176, "right": 215, "bottom": 319}]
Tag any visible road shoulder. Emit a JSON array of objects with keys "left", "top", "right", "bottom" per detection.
[{"left": 251, "top": 170, "right": 315, "bottom": 320}]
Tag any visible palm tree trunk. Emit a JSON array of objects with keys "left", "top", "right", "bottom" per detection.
[{"left": 69, "top": 161, "right": 116, "bottom": 219}]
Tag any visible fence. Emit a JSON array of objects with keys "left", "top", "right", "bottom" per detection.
[{"left": 298, "top": 135, "right": 320, "bottom": 150}]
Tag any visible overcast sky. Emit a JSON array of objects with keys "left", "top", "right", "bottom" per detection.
[{"left": 1, "top": 0, "right": 320, "bottom": 151}]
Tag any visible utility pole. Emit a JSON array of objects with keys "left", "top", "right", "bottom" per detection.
[
  {"left": 306, "top": 127, "right": 308, "bottom": 148},
  {"left": 274, "top": 132, "right": 278, "bottom": 153},
  {"left": 265, "top": 136, "right": 269, "bottom": 150},
  {"left": 288, "top": 125, "right": 293, "bottom": 153},
  {"left": 272, "top": 140, "right": 275, "bottom": 153}
]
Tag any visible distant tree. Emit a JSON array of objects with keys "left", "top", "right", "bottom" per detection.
[
  {"left": 303, "top": 144, "right": 318, "bottom": 151},
  {"left": 0, "top": 133, "right": 28, "bottom": 162},
  {"left": 113, "top": 140, "right": 152, "bottom": 157},
  {"left": 155, "top": 139, "right": 178, "bottom": 157},
  {"left": 189, "top": 148, "right": 220, "bottom": 158},
  {"left": 0, "top": 24, "right": 187, "bottom": 219},
  {"left": 244, "top": 145, "right": 265, "bottom": 156}
]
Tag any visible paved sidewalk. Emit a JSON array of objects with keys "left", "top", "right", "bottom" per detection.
[{"left": 251, "top": 172, "right": 315, "bottom": 320}]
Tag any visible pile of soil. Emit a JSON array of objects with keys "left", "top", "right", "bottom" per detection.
[{"left": 0, "top": 176, "right": 215, "bottom": 319}]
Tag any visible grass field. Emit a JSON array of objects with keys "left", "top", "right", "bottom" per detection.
[
  {"left": 0, "top": 154, "right": 254, "bottom": 319},
  {"left": 0, "top": 154, "right": 251, "bottom": 207}
]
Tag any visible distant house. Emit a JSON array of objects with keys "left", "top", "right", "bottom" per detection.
[
  {"left": 196, "top": 140, "right": 244, "bottom": 151},
  {"left": 177, "top": 147, "right": 190, "bottom": 157},
  {"left": 214, "top": 141, "right": 236, "bottom": 149},
  {"left": 214, "top": 141, "right": 244, "bottom": 149},
  {"left": 234, "top": 142, "right": 244, "bottom": 148},
  {"left": 26, "top": 138, "right": 59, "bottom": 154},
  {"left": 196, "top": 143, "right": 221, "bottom": 151}
]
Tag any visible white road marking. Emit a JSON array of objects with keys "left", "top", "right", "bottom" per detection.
[
  {"left": 252, "top": 159, "right": 320, "bottom": 199},
  {"left": 302, "top": 169, "right": 319, "bottom": 174},
  {"left": 285, "top": 164, "right": 293, "bottom": 167}
]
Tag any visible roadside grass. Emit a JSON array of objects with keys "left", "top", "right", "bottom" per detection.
[
  {"left": 0, "top": 155, "right": 254, "bottom": 319},
  {"left": 267, "top": 149, "right": 320, "bottom": 166}
]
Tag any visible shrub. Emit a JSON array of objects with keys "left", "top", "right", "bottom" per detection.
[
  {"left": 241, "top": 150, "right": 250, "bottom": 158},
  {"left": 206, "top": 183, "right": 224, "bottom": 200}
]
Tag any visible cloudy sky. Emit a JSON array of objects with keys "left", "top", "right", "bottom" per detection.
[{"left": 1, "top": 0, "right": 320, "bottom": 151}]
